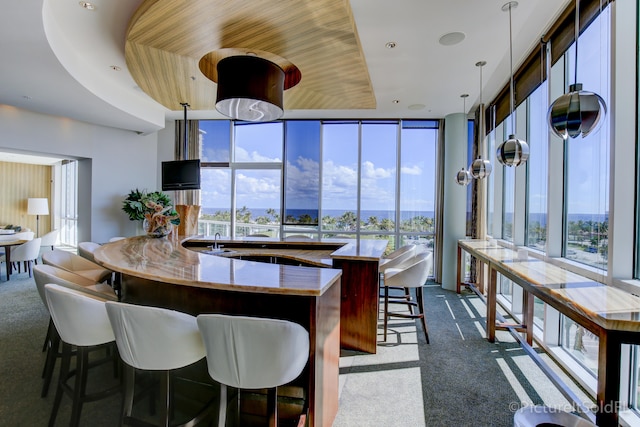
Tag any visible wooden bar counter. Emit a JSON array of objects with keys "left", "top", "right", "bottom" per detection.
[
  {"left": 457, "top": 239, "right": 640, "bottom": 427},
  {"left": 94, "top": 235, "right": 344, "bottom": 427}
]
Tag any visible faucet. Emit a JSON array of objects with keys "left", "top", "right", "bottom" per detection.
[{"left": 214, "top": 232, "right": 221, "bottom": 250}]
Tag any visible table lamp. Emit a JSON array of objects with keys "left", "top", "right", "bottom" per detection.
[{"left": 27, "top": 197, "right": 49, "bottom": 237}]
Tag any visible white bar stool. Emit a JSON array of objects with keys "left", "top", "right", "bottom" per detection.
[
  {"left": 197, "top": 314, "right": 310, "bottom": 427},
  {"left": 44, "top": 283, "right": 120, "bottom": 427},
  {"left": 105, "top": 301, "right": 215, "bottom": 426}
]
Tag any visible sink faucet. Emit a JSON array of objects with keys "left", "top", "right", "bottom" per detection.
[{"left": 214, "top": 232, "right": 221, "bottom": 250}]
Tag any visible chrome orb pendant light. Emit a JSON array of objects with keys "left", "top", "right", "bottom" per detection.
[
  {"left": 456, "top": 94, "right": 473, "bottom": 186},
  {"left": 496, "top": 1, "right": 529, "bottom": 167},
  {"left": 547, "top": 0, "right": 607, "bottom": 139},
  {"left": 470, "top": 60, "right": 492, "bottom": 179}
]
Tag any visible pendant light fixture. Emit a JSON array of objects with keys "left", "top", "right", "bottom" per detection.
[
  {"left": 470, "top": 60, "right": 492, "bottom": 179},
  {"left": 215, "top": 55, "right": 286, "bottom": 122},
  {"left": 456, "top": 94, "right": 473, "bottom": 186},
  {"left": 496, "top": 1, "right": 529, "bottom": 167},
  {"left": 547, "top": 0, "right": 607, "bottom": 139}
]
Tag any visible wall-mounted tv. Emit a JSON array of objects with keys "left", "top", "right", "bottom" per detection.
[{"left": 162, "top": 159, "right": 201, "bottom": 191}]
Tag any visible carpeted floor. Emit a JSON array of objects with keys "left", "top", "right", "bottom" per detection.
[{"left": 0, "top": 273, "right": 593, "bottom": 426}]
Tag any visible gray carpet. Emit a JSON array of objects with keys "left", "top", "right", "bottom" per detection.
[{"left": 0, "top": 273, "right": 592, "bottom": 426}]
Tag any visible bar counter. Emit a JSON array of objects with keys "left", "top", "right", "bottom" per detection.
[{"left": 94, "top": 235, "right": 344, "bottom": 427}]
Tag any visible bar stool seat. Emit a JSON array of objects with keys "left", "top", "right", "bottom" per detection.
[
  {"left": 44, "top": 283, "right": 120, "bottom": 427},
  {"left": 105, "top": 301, "right": 216, "bottom": 427},
  {"left": 197, "top": 314, "right": 310, "bottom": 427}
]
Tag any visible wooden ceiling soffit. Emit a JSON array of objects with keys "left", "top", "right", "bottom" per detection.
[{"left": 126, "top": 0, "right": 376, "bottom": 112}]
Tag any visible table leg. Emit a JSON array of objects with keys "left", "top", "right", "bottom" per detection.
[
  {"left": 522, "top": 290, "right": 534, "bottom": 346},
  {"left": 596, "top": 331, "right": 621, "bottom": 427},
  {"left": 456, "top": 245, "right": 462, "bottom": 294},
  {"left": 5, "top": 246, "right": 11, "bottom": 281},
  {"left": 487, "top": 266, "right": 497, "bottom": 343}
]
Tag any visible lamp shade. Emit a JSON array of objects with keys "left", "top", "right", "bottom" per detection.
[
  {"left": 215, "top": 56, "right": 285, "bottom": 122},
  {"left": 27, "top": 198, "right": 49, "bottom": 215}
]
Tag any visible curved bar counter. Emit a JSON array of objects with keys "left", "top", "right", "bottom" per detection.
[{"left": 94, "top": 236, "right": 344, "bottom": 427}]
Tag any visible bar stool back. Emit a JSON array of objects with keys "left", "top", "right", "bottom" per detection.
[
  {"left": 197, "top": 314, "right": 310, "bottom": 427},
  {"left": 42, "top": 249, "right": 113, "bottom": 284},
  {"left": 44, "top": 283, "right": 120, "bottom": 427},
  {"left": 105, "top": 301, "right": 214, "bottom": 426}
]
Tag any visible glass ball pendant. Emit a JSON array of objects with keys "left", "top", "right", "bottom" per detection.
[
  {"left": 455, "top": 168, "right": 472, "bottom": 186},
  {"left": 470, "top": 157, "right": 492, "bottom": 179},
  {"left": 548, "top": 83, "right": 607, "bottom": 140},
  {"left": 496, "top": 135, "right": 529, "bottom": 167}
]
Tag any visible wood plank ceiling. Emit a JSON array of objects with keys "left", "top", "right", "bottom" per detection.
[{"left": 126, "top": 0, "right": 376, "bottom": 112}]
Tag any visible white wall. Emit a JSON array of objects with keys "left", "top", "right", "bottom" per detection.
[{"left": 0, "top": 105, "right": 161, "bottom": 243}]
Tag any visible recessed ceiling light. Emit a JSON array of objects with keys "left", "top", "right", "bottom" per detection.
[
  {"left": 110, "top": 65, "right": 121, "bottom": 71},
  {"left": 392, "top": 99, "right": 400, "bottom": 104},
  {"left": 22, "top": 95, "right": 32, "bottom": 100},
  {"left": 79, "top": 1, "right": 96, "bottom": 10},
  {"left": 438, "top": 32, "right": 466, "bottom": 46},
  {"left": 408, "top": 104, "right": 426, "bottom": 110},
  {"left": 385, "top": 42, "right": 397, "bottom": 49}
]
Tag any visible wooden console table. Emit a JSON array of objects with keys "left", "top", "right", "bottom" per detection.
[{"left": 457, "top": 239, "right": 640, "bottom": 427}]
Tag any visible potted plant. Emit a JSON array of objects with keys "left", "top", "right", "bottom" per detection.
[{"left": 122, "top": 189, "right": 180, "bottom": 237}]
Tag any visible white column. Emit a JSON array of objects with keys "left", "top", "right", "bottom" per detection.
[{"left": 442, "top": 112, "right": 468, "bottom": 291}]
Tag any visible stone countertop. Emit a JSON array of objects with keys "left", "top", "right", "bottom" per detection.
[{"left": 94, "top": 236, "right": 342, "bottom": 297}]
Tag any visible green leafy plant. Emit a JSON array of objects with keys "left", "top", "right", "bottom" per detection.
[{"left": 122, "top": 189, "right": 180, "bottom": 225}]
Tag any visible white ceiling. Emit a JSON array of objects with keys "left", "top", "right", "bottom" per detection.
[{"left": 0, "top": 0, "right": 570, "bottom": 135}]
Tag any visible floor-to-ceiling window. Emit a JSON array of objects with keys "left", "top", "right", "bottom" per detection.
[
  {"left": 197, "top": 119, "right": 438, "bottom": 253},
  {"left": 59, "top": 160, "right": 78, "bottom": 247}
]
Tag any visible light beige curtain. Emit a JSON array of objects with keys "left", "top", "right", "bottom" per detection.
[{"left": 174, "top": 119, "right": 201, "bottom": 205}]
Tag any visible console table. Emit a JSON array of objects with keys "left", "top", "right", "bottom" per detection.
[{"left": 457, "top": 239, "right": 640, "bottom": 427}]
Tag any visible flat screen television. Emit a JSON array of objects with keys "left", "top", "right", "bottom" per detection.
[{"left": 161, "top": 159, "right": 201, "bottom": 191}]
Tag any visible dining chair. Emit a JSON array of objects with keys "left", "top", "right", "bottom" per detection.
[
  {"left": 382, "top": 251, "right": 433, "bottom": 344},
  {"left": 44, "top": 283, "right": 120, "bottom": 427},
  {"left": 34, "top": 264, "right": 117, "bottom": 398},
  {"left": 105, "top": 301, "right": 216, "bottom": 427},
  {"left": 1, "top": 237, "right": 41, "bottom": 278},
  {"left": 197, "top": 314, "right": 310, "bottom": 427},
  {"left": 38, "top": 229, "right": 59, "bottom": 254}
]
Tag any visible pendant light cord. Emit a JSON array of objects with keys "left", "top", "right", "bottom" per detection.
[
  {"left": 181, "top": 102, "right": 190, "bottom": 160},
  {"left": 508, "top": 2, "right": 515, "bottom": 134},
  {"left": 574, "top": 0, "right": 579, "bottom": 86}
]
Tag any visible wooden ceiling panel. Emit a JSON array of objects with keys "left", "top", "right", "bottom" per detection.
[{"left": 125, "top": 0, "right": 376, "bottom": 111}]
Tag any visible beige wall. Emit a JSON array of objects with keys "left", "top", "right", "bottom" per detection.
[{"left": 0, "top": 161, "right": 52, "bottom": 234}]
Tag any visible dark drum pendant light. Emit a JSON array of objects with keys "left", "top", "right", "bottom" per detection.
[
  {"left": 547, "top": 0, "right": 607, "bottom": 139},
  {"left": 496, "top": 1, "right": 529, "bottom": 167},
  {"left": 215, "top": 56, "right": 285, "bottom": 122}
]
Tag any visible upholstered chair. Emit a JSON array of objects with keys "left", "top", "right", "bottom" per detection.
[{"left": 42, "top": 249, "right": 112, "bottom": 284}]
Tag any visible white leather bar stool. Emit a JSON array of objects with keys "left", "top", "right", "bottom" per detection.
[
  {"left": 105, "top": 301, "right": 215, "bottom": 427},
  {"left": 34, "top": 264, "right": 117, "bottom": 398},
  {"left": 42, "top": 249, "right": 113, "bottom": 284},
  {"left": 44, "top": 283, "right": 120, "bottom": 427},
  {"left": 197, "top": 314, "right": 310, "bottom": 427},
  {"left": 383, "top": 252, "right": 433, "bottom": 344}
]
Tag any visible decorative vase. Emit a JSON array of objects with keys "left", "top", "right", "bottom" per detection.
[{"left": 143, "top": 218, "right": 172, "bottom": 238}]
